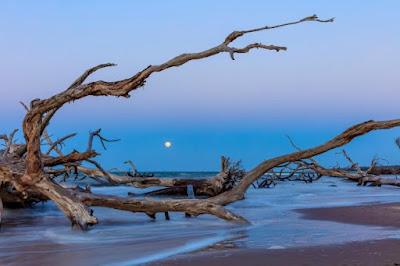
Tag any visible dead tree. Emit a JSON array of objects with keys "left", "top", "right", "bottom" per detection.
[
  {"left": 257, "top": 162, "right": 321, "bottom": 188},
  {"left": 295, "top": 150, "right": 400, "bottom": 187},
  {"left": 3, "top": 15, "right": 398, "bottom": 230},
  {"left": 73, "top": 156, "right": 244, "bottom": 197}
]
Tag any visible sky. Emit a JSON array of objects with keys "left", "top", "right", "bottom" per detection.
[{"left": 1, "top": 1, "right": 400, "bottom": 171}]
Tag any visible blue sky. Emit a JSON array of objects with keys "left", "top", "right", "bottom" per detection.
[{"left": 1, "top": 1, "right": 400, "bottom": 170}]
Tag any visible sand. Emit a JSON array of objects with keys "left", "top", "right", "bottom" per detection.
[
  {"left": 155, "top": 239, "right": 400, "bottom": 266},
  {"left": 154, "top": 203, "right": 400, "bottom": 266},
  {"left": 296, "top": 202, "right": 400, "bottom": 228}
]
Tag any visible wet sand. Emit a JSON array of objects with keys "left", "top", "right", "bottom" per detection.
[
  {"left": 155, "top": 203, "right": 400, "bottom": 266},
  {"left": 155, "top": 239, "right": 400, "bottom": 266},
  {"left": 296, "top": 202, "right": 400, "bottom": 228}
]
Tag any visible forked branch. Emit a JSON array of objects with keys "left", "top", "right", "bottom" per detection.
[{"left": 26, "top": 15, "right": 334, "bottom": 120}]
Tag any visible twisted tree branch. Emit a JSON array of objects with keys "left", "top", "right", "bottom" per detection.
[
  {"left": 210, "top": 119, "right": 400, "bottom": 205},
  {"left": 27, "top": 15, "right": 334, "bottom": 119}
]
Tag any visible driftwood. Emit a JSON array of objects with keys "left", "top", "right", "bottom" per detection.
[
  {"left": 0, "top": 196, "right": 2, "bottom": 226},
  {"left": 356, "top": 166, "right": 400, "bottom": 175},
  {"left": 311, "top": 164, "right": 400, "bottom": 187},
  {"left": 4, "top": 15, "right": 398, "bottom": 230},
  {"left": 143, "top": 157, "right": 245, "bottom": 197},
  {"left": 63, "top": 156, "right": 243, "bottom": 197},
  {"left": 3, "top": 118, "right": 398, "bottom": 229},
  {"left": 256, "top": 162, "right": 321, "bottom": 188},
  {"left": 294, "top": 150, "right": 400, "bottom": 187}
]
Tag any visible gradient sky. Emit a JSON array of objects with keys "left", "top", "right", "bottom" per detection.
[{"left": 1, "top": 1, "right": 400, "bottom": 170}]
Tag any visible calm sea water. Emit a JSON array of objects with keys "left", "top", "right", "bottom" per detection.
[{"left": 1, "top": 172, "right": 400, "bottom": 265}]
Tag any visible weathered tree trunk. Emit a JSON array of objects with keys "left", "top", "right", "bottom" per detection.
[
  {"left": 74, "top": 190, "right": 248, "bottom": 223},
  {"left": 34, "top": 178, "right": 97, "bottom": 229}
]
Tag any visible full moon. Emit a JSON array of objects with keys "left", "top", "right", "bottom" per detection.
[{"left": 164, "top": 141, "right": 172, "bottom": 148}]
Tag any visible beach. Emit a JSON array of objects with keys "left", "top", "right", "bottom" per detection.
[
  {"left": 157, "top": 203, "right": 400, "bottom": 266},
  {"left": 1, "top": 175, "right": 400, "bottom": 265},
  {"left": 156, "top": 239, "right": 400, "bottom": 266}
]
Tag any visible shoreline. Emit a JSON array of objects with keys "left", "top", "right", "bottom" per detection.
[
  {"left": 296, "top": 202, "right": 400, "bottom": 228},
  {"left": 153, "top": 239, "right": 400, "bottom": 266},
  {"left": 154, "top": 202, "right": 400, "bottom": 266}
]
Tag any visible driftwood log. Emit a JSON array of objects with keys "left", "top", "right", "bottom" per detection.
[
  {"left": 3, "top": 15, "right": 398, "bottom": 230},
  {"left": 293, "top": 150, "right": 400, "bottom": 187},
  {"left": 77, "top": 156, "right": 244, "bottom": 197}
]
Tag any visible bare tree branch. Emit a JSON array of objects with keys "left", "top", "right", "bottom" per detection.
[
  {"left": 19, "top": 15, "right": 333, "bottom": 182},
  {"left": 27, "top": 15, "right": 334, "bottom": 119},
  {"left": 223, "top": 14, "right": 334, "bottom": 44},
  {"left": 87, "top": 129, "right": 119, "bottom": 152},
  {"left": 43, "top": 131, "right": 64, "bottom": 156},
  {"left": 67, "top": 63, "right": 117, "bottom": 90},
  {"left": 1, "top": 129, "right": 19, "bottom": 157},
  {"left": 210, "top": 119, "right": 400, "bottom": 206},
  {"left": 46, "top": 133, "right": 77, "bottom": 155},
  {"left": 44, "top": 150, "right": 98, "bottom": 167}
]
